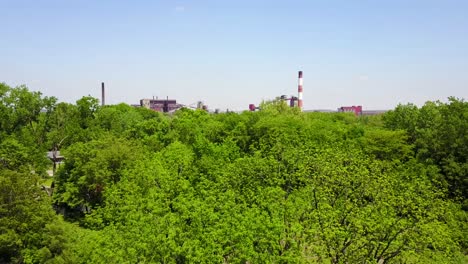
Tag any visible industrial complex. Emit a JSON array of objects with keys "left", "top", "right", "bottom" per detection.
[{"left": 100, "top": 71, "right": 386, "bottom": 115}]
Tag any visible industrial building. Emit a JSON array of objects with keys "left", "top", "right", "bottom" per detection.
[
  {"left": 247, "top": 71, "right": 387, "bottom": 115},
  {"left": 338, "top": 106, "right": 363, "bottom": 116},
  {"left": 137, "top": 98, "right": 208, "bottom": 113},
  {"left": 249, "top": 71, "right": 304, "bottom": 112},
  {"left": 101, "top": 72, "right": 386, "bottom": 115},
  {"left": 140, "top": 98, "right": 183, "bottom": 112}
]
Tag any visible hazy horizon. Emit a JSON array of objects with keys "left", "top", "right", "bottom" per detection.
[{"left": 1, "top": 0, "right": 467, "bottom": 111}]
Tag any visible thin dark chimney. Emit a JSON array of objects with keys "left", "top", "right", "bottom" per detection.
[{"left": 101, "top": 82, "right": 105, "bottom": 106}]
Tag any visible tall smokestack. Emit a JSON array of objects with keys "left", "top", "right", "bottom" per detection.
[
  {"left": 298, "top": 71, "right": 303, "bottom": 111},
  {"left": 101, "top": 82, "right": 105, "bottom": 106}
]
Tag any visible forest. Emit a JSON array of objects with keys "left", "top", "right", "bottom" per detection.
[{"left": 0, "top": 82, "right": 467, "bottom": 263}]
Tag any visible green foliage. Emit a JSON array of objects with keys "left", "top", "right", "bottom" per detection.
[
  {"left": 0, "top": 137, "right": 31, "bottom": 171},
  {"left": 259, "top": 97, "right": 301, "bottom": 115},
  {"left": 360, "top": 128, "right": 413, "bottom": 161},
  {"left": 53, "top": 135, "right": 143, "bottom": 210},
  {"left": 0, "top": 83, "right": 56, "bottom": 136},
  {"left": 46, "top": 102, "right": 83, "bottom": 149},
  {"left": 303, "top": 148, "right": 463, "bottom": 263},
  {"left": 94, "top": 103, "right": 144, "bottom": 134},
  {"left": 0, "top": 84, "right": 466, "bottom": 262},
  {"left": 75, "top": 96, "right": 99, "bottom": 129},
  {"left": 0, "top": 83, "right": 57, "bottom": 175},
  {"left": 383, "top": 97, "right": 468, "bottom": 207},
  {"left": 0, "top": 169, "right": 76, "bottom": 263}
]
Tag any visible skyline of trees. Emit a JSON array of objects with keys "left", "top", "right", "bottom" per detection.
[{"left": 1, "top": 82, "right": 467, "bottom": 263}]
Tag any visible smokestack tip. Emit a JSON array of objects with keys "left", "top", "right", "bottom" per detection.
[
  {"left": 101, "top": 82, "right": 105, "bottom": 106},
  {"left": 298, "top": 71, "right": 303, "bottom": 78}
]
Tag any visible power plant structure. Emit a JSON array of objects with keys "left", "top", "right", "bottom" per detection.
[
  {"left": 281, "top": 95, "right": 299, "bottom": 107},
  {"left": 98, "top": 82, "right": 208, "bottom": 113},
  {"left": 247, "top": 71, "right": 381, "bottom": 115},
  {"left": 249, "top": 70, "right": 304, "bottom": 111},
  {"left": 138, "top": 97, "right": 208, "bottom": 113},
  {"left": 298, "top": 71, "right": 303, "bottom": 111},
  {"left": 140, "top": 97, "right": 183, "bottom": 112},
  {"left": 100, "top": 71, "right": 386, "bottom": 115}
]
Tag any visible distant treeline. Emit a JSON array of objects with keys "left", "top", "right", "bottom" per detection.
[{"left": 1, "top": 82, "right": 467, "bottom": 263}]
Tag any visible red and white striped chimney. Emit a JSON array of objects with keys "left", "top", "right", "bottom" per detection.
[{"left": 298, "top": 71, "right": 303, "bottom": 111}]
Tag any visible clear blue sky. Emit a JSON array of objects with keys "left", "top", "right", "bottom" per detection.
[{"left": 1, "top": 0, "right": 467, "bottom": 110}]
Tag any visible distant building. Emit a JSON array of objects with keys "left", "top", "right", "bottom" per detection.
[
  {"left": 140, "top": 98, "right": 182, "bottom": 112},
  {"left": 361, "top": 110, "right": 388, "bottom": 115},
  {"left": 338, "top": 106, "right": 363, "bottom": 116}
]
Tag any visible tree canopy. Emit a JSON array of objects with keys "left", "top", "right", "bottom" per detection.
[{"left": 0, "top": 83, "right": 467, "bottom": 263}]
